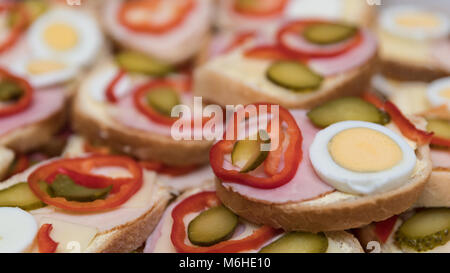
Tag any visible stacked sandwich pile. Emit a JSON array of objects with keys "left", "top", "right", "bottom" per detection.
[{"left": 0, "top": 0, "right": 448, "bottom": 253}]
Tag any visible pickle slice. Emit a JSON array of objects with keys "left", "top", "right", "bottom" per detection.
[
  {"left": 146, "top": 87, "right": 180, "bottom": 116},
  {"left": 427, "top": 119, "right": 450, "bottom": 139},
  {"left": 307, "top": 97, "right": 390, "bottom": 128},
  {"left": 259, "top": 232, "right": 328, "bottom": 253},
  {"left": 0, "top": 80, "right": 23, "bottom": 102},
  {"left": 231, "top": 130, "right": 271, "bottom": 173},
  {"left": 0, "top": 182, "right": 48, "bottom": 211},
  {"left": 188, "top": 205, "right": 238, "bottom": 246},
  {"left": 395, "top": 208, "right": 450, "bottom": 252},
  {"left": 266, "top": 61, "right": 323, "bottom": 91},
  {"left": 116, "top": 51, "right": 172, "bottom": 76},
  {"left": 50, "top": 175, "right": 112, "bottom": 202},
  {"left": 303, "top": 23, "right": 357, "bottom": 45}
]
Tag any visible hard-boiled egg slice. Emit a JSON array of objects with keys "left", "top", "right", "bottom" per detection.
[
  {"left": 27, "top": 8, "right": 102, "bottom": 67},
  {"left": 0, "top": 207, "right": 38, "bottom": 253},
  {"left": 427, "top": 77, "right": 450, "bottom": 110},
  {"left": 10, "top": 58, "right": 79, "bottom": 88},
  {"left": 310, "top": 121, "right": 416, "bottom": 195},
  {"left": 380, "top": 6, "right": 449, "bottom": 41}
]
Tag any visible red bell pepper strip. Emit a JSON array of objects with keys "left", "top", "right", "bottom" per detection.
[
  {"left": 276, "top": 19, "right": 363, "bottom": 58},
  {"left": 117, "top": 0, "right": 195, "bottom": 34},
  {"left": 430, "top": 135, "right": 450, "bottom": 148},
  {"left": 171, "top": 191, "right": 281, "bottom": 253},
  {"left": 362, "top": 92, "right": 433, "bottom": 145},
  {"left": 233, "top": 0, "right": 287, "bottom": 17},
  {"left": 244, "top": 45, "right": 295, "bottom": 60},
  {"left": 0, "top": 3, "right": 28, "bottom": 54},
  {"left": 210, "top": 103, "right": 303, "bottom": 189},
  {"left": 83, "top": 142, "right": 111, "bottom": 155},
  {"left": 105, "top": 69, "right": 126, "bottom": 103},
  {"left": 37, "top": 224, "right": 58, "bottom": 253},
  {"left": 0, "top": 67, "right": 33, "bottom": 117},
  {"left": 374, "top": 215, "right": 398, "bottom": 243},
  {"left": 28, "top": 155, "right": 143, "bottom": 212}
]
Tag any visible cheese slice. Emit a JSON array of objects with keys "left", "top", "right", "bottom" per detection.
[{"left": 39, "top": 217, "right": 98, "bottom": 253}]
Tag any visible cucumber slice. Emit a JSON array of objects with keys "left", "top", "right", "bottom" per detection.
[
  {"left": 266, "top": 61, "right": 323, "bottom": 91},
  {"left": 146, "top": 87, "right": 180, "bottom": 117},
  {"left": 307, "top": 97, "right": 390, "bottom": 128},
  {"left": 395, "top": 208, "right": 450, "bottom": 252},
  {"left": 0, "top": 80, "right": 23, "bottom": 102},
  {"left": 259, "top": 232, "right": 328, "bottom": 253},
  {"left": 231, "top": 130, "right": 271, "bottom": 173},
  {"left": 0, "top": 182, "right": 48, "bottom": 211},
  {"left": 427, "top": 119, "right": 450, "bottom": 139},
  {"left": 116, "top": 51, "right": 172, "bottom": 76},
  {"left": 188, "top": 205, "right": 238, "bottom": 246},
  {"left": 50, "top": 175, "right": 112, "bottom": 202},
  {"left": 303, "top": 23, "right": 357, "bottom": 45}
]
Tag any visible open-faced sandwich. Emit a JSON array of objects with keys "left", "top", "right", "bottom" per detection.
[
  {"left": 100, "top": 0, "right": 213, "bottom": 65},
  {"left": 213, "top": 98, "right": 432, "bottom": 232},
  {"left": 0, "top": 154, "right": 171, "bottom": 253},
  {"left": 144, "top": 187, "right": 363, "bottom": 253},
  {"left": 0, "top": 1, "right": 102, "bottom": 153},
  {"left": 215, "top": 0, "right": 375, "bottom": 32},
  {"left": 195, "top": 19, "right": 377, "bottom": 109},
  {"left": 377, "top": 4, "right": 450, "bottom": 82},
  {"left": 71, "top": 54, "right": 214, "bottom": 167}
]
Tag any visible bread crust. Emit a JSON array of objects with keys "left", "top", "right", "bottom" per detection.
[
  {"left": 415, "top": 167, "right": 450, "bottom": 208},
  {"left": 86, "top": 187, "right": 171, "bottom": 253},
  {"left": 215, "top": 119, "right": 432, "bottom": 232},
  {"left": 194, "top": 54, "right": 377, "bottom": 109},
  {"left": 325, "top": 231, "right": 364, "bottom": 253},
  {"left": 380, "top": 58, "right": 449, "bottom": 83},
  {"left": 0, "top": 103, "right": 68, "bottom": 153}
]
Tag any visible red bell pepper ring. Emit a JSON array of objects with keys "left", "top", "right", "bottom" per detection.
[
  {"left": 374, "top": 215, "right": 398, "bottom": 243},
  {"left": 223, "top": 31, "right": 255, "bottom": 54},
  {"left": 0, "top": 3, "right": 29, "bottom": 54},
  {"left": 430, "top": 135, "right": 450, "bottom": 148},
  {"left": 0, "top": 67, "right": 33, "bottom": 117},
  {"left": 171, "top": 191, "right": 281, "bottom": 253},
  {"left": 244, "top": 44, "right": 296, "bottom": 60},
  {"left": 233, "top": 0, "right": 287, "bottom": 17},
  {"left": 362, "top": 92, "right": 433, "bottom": 145},
  {"left": 117, "top": 0, "right": 195, "bottom": 34},
  {"left": 105, "top": 69, "right": 126, "bottom": 103},
  {"left": 210, "top": 103, "right": 303, "bottom": 189},
  {"left": 37, "top": 224, "right": 58, "bottom": 253},
  {"left": 28, "top": 155, "right": 143, "bottom": 212},
  {"left": 276, "top": 19, "right": 363, "bottom": 58}
]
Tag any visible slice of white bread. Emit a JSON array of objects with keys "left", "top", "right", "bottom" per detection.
[
  {"left": 215, "top": 116, "right": 432, "bottom": 232},
  {"left": 0, "top": 158, "right": 172, "bottom": 253},
  {"left": 72, "top": 61, "right": 213, "bottom": 167},
  {"left": 194, "top": 44, "right": 377, "bottom": 109},
  {"left": 146, "top": 187, "right": 364, "bottom": 253}
]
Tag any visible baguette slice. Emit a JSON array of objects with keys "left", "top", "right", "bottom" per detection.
[
  {"left": 145, "top": 187, "right": 364, "bottom": 253},
  {"left": 0, "top": 158, "right": 171, "bottom": 253},
  {"left": 0, "top": 147, "right": 14, "bottom": 181},
  {"left": 72, "top": 61, "right": 213, "bottom": 167},
  {"left": 216, "top": 116, "right": 432, "bottom": 232},
  {"left": 194, "top": 43, "right": 377, "bottom": 109}
]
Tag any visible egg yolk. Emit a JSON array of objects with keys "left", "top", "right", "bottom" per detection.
[
  {"left": 43, "top": 23, "right": 78, "bottom": 51},
  {"left": 27, "top": 60, "right": 65, "bottom": 75},
  {"left": 395, "top": 12, "right": 440, "bottom": 29},
  {"left": 440, "top": 88, "right": 450, "bottom": 100},
  {"left": 328, "top": 128, "right": 403, "bottom": 172}
]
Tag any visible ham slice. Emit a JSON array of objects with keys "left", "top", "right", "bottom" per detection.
[
  {"left": 309, "top": 30, "right": 377, "bottom": 76},
  {"left": 0, "top": 87, "right": 65, "bottom": 136},
  {"left": 431, "top": 149, "right": 450, "bottom": 169},
  {"left": 432, "top": 40, "right": 450, "bottom": 72},
  {"left": 222, "top": 110, "right": 334, "bottom": 204}
]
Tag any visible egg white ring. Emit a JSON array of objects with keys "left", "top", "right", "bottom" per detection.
[
  {"left": 309, "top": 121, "right": 417, "bottom": 195},
  {"left": 0, "top": 207, "right": 38, "bottom": 253},
  {"left": 27, "top": 8, "right": 103, "bottom": 67},
  {"left": 426, "top": 76, "right": 450, "bottom": 110},
  {"left": 380, "top": 5, "right": 449, "bottom": 41},
  {"left": 9, "top": 58, "right": 80, "bottom": 88}
]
